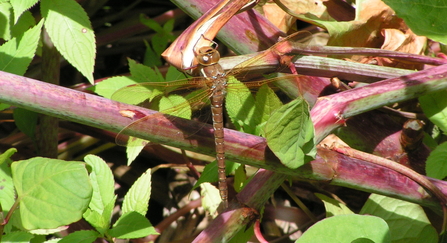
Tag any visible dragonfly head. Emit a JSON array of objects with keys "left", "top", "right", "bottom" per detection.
[{"left": 197, "top": 46, "right": 220, "bottom": 66}]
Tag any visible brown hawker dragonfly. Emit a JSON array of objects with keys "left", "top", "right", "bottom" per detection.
[{"left": 112, "top": 32, "right": 313, "bottom": 208}]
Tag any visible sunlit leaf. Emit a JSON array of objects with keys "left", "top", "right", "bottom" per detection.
[
  {"left": 12, "top": 158, "right": 92, "bottom": 230},
  {"left": 0, "top": 19, "right": 43, "bottom": 75},
  {"left": 360, "top": 194, "right": 437, "bottom": 243},
  {"left": 109, "top": 212, "right": 158, "bottom": 239},
  {"left": 10, "top": 0, "right": 38, "bottom": 24},
  {"left": 1, "top": 231, "right": 34, "bottom": 242},
  {"left": 315, "top": 193, "right": 354, "bottom": 217},
  {"left": 0, "top": 148, "right": 17, "bottom": 217},
  {"left": 265, "top": 98, "right": 316, "bottom": 169},
  {"left": 122, "top": 168, "right": 152, "bottom": 215},
  {"left": 226, "top": 76, "right": 256, "bottom": 133},
  {"left": 58, "top": 230, "right": 100, "bottom": 243},
  {"left": 419, "top": 90, "right": 447, "bottom": 134},
  {"left": 426, "top": 142, "right": 447, "bottom": 179},
  {"left": 200, "top": 182, "right": 220, "bottom": 217},
  {"left": 41, "top": 0, "right": 95, "bottom": 83},
  {"left": 296, "top": 214, "right": 390, "bottom": 243}
]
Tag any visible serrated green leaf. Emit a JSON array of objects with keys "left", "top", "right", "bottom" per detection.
[
  {"left": 83, "top": 197, "right": 115, "bottom": 235},
  {"left": 59, "top": 230, "right": 100, "bottom": 243},
  {"left": 109, "top": 211, "right": 158, "bottom": 239},
  {"left": 382, "top": 0, "right": 447, "bottom": 44},
  {"left": 165, "top": 65, "right": 188, "bottom": 82},
  {"left": 426, "top": 142, "right": 447, "bottom": 179},
  {"left": 265, "top": 98, "right": 316, "bottom": 169},
  {"left": 315, "top": 193, "right": 354, "bottom": 217},
  {"left": 360, "top": 194, "right": 437, "bottom": 243},
  {"left": 0, "top": 2, "right": 13, "bottom": 40},
  {"left": 11, "top": 11, "right": 36, "bottom": 38},
  {"left": 12, "top": 158, "right": 92, "bottom": 230},
  {"left": 226, "top": 76, "right": 257, "bottom": 133},
  {"left": 420, "top": 90, "right": 447, "bottom": 134},
  {"left": 41, "top": 0, "right": 95, "bottom": 83},
  {"left": 84, "top": 155, "right": 115, "bottom": 214},
  {"left": 11, "top": 0, "right": 38, "bottom": 24},
  {"left": 128, "top": 58, "right": 164, "bottom": 83},
  {"left": 296, "top": 214, "right": 390, "bottom": 243},
  {"left": 0, "top": 19, "right": 43, "bottom": 75},
  {"left": 2, "top": 231, "right": 34, "bottom": 242},
  {"left": 193, "top": 160, "right": 239, "bottom": 190},
  {"left": 0, "top": 148, "right": 17, "bottom": 217},
  {"left": 200, "top": 182, "right": 220, "bottom": 216},
  {"left": 13, "top": 108, "right": 38, "bottom": 139},
  {"left": 122, "top": 168, "right": 152, "bottom": 215}
]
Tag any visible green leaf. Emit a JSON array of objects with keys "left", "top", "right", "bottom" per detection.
[
  {"left": 228, "top": 224, "right": 254, "bottom": 243},
  {"left": 0, "top": 149, "right": 17, "bottom": 219},
  {"left": 0, "top": 19, "right": 43, "bottom": 75},
  {"left": 128, "top": 58, "right": 164, "bottom": 84},
  {"left": 11, "top": 11, "right": 36, "bottom": 39},
  {"left": 226, "top": 76, "right": 257, "bottom": 133},
  {"left": 165, "top": 65, "right": 188, "bottom": 82},
  {"left": 13, "top": 108, "right": 38, "bottom": 139},
  {"left": 83, "top": 197, "right": 115, "bottom": 235},
  {"left": 193, "top": 160, "right": 239, "bottom": 190},
  {"left": 41, "top": 0, "right": 95, "bottom": 83},
  {"left": 11, "top": 0, "right": 38, "bottom": 24},
  {"left": 122, "top": 168, "right": 152, "bottom": 215},
  {"left": 360, "top": 194, "right": 438, "bottom": 243},
  {"left": 11, "top": 158, "right": 92, "bottom": 230},
  {"left": 420, "top": 90, "right": 447, "bottom": 134},
  {"left": 254, "top": 84, "right": 282, "bottom": 136},
  {"left": 0, "top": 2, "right": 13, "bottom": 40},
  {"left": 109, "top": 211, "right": 158, "bottom": 239},
  {"left": 93, "top": 76, "right": 137, "bottom": 99},
  {"left": 296, "top": 214, "right": 391, "bottom": 243},
  {"left": 382, "top": 0, "right": 447, "bottom": 44},
  {"left": 84, "top": 155, "right": 115, "bottom": 214},
  {"left": 59, "top": 230, "right": 100, "bottom": 243},
  {"left": 143, "top": 41, "right": 161, "bottom": 67},
  {"left": 200, "top": 182, "right": 221, "bottom": 216},
  {"left": 2, "top": 231, "right": 34, "bottom": 242},
  {"left": 0, "top": 103, "right": 10, "bottom": 111},
  {"left": 426, "top": 142, "right": 447, "bottom": 179},
  {"left": 315, "top": 193, "right": 354, "bottom": 217},
  {"left": 265, "top": 98, "right": 316, "bottom": 169},
  {"left": 233, "top": 164, "right": 247, "bottom": 193},
  {"left": 125, "top": 137, "right": 147, "bottom": 166},
  {"left": 83, "top": 155, "right": 115, "bottom": 234}
]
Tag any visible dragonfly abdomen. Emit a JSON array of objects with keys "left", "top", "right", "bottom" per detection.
[{"left": 210, "top": 86, "right": 227, "bottom": 208}]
